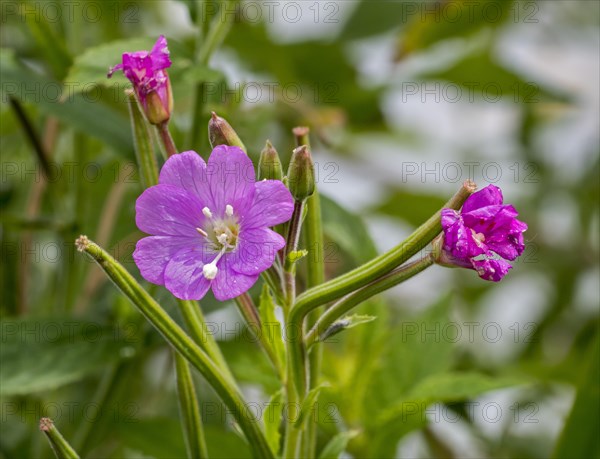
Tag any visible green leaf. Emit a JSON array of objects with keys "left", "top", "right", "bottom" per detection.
[
  {"left": 398, "top": 0, "right": 515, "bottom": 57},
  {"left": 258, "top": 284, "right": 286, "bottom": 371},
  {"left": 370, "top": 371, "right": 526, "bottom": 458},
  {"left": 64, "top": 37, "right": 165, "bottom": 90},
  {"left": 553, "top": 331, "right": 600, "bottom": 459},
  {"left": 116, "top": 418, "right": 187, "bottom": 458},
  {"left": 264, "top": 389, "right": 284, "bottom": 456},
  {"left": 318, "top": 430, "right": 359, "bottom": 459},
  {"left": 374, "top": 189, "right": 446, "bottom": 227},
  {"left": 340, "top": 1, "right": 408, "bottom": 40},
  {"left": 1, "top": 48, "right": 133, "bottom": 155},
  {"left": 319, "top": 314, "right": 377, "bottom": 343},
  {"left": 295, "top": 383, "right": 330, "bottom": 428},
  {"left": 0, "top": 317, "right": 134, "bottom": 396},
  {"left": 419, "top": 48, "right": 568, "bottom": 102}
]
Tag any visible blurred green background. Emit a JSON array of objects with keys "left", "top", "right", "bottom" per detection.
[{"left": 1, "top": 1, "right": 598, "bottom": 458}]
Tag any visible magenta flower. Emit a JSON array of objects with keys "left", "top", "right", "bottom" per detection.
[
  {"left": 108, "top": 35, "right": 172, "bottom": 124},
  {"left": 133, "top": 146, "right": 294, "bottom": 301},
  {"left": 439, "top": 185, "right": 527, "bottom": 282}
]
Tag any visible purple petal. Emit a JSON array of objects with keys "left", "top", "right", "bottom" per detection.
[
  {"left": 164, "top": 246, "right": 213, "bottom": 300},
  {"left": 158, "top": 150, "right": 214, "bottom": 208},
  {"left": 471, "top": 255, "right": 513, "bottom": 282},
  {"left": 133, "top": 235, "right": 197, "bottom": 285},
  {"left": 242, "top": 180, "right": 294, "bottom": 229},
  {"left": 441, "top": 209, "right": 485, "bottom": 260},
  {"left": 207, "top": 145, "right": 255, "bottom": 218},
  {"left": 464, "top": 205, "right": 527, "bottom": 261},
  {"left": 462, "top": 185, "right": 503, "bottom": 214},
  {"left": 150, "top": 35, "right": 171, "bottom": 69},
  {"left": 136, "top": 184, "right": 205, "bottom": 237},
  {"left": 230, "top": 228, "right": 285, "bottom": 276},
  {"left": 211, "top": 255, "right": 259, "bottom": 301}
]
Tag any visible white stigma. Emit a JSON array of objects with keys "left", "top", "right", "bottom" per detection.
[
  {"left": 202, "top": 207, "right": 213, "bottom": 218},
  {"left": 217, "top": 233, "right": 229, "bottom": 245},
  {"left": 202, "top": 263, "right": 219, "bottom": 280},
  {"left": 225, "top": 204, "right": 234, "bottom": 217}
]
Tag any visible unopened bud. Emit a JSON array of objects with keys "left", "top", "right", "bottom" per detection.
[
  {"left": 287, "top": 145, "right": 315, "bottom": 201},
  {"left": 208, "top": 112, "right": 246, "bottom": 153},
  {"left": 144, "top": 76, "right": 173, "bottom": 125},
  {"left": 258, "top": 140, "right": 283, "bottom": 181}
]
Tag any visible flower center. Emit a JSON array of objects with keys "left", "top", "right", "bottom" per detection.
[{"left": 196, "top": 204, "right": 240, "bottom": 279}]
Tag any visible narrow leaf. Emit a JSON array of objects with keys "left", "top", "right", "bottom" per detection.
[
  {"left": 318, "top": 430, "right": 359, "bottom": 459},
  {"left": 259, "top": 284, "right": 286, "bottom": 372},
  {"left": 294, "top": 383, "right": 330, "bottom": 428},
  {"left": 264, "top": 389, "right": 284, "bottom": 456}
]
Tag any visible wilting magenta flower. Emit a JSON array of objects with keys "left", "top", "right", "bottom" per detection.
[
  {"left": 133, "top": 146, "right": 294, "bottom": 301},
  {"left": 438, "top": 185, "right": 527, "bottom": 282},
  {"left": 108, "top": 35, "right": 172, "bottom": 124}
]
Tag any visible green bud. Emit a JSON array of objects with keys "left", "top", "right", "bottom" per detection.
[
  {"left": 145, "top": 75, "right": 173, "bottom": 125},
  {"left": 292, "top": 126, "right": 310, "bottom": 148},
  {"left": 286, "top": 145, "right": 315, "bottom": 201},
  {"left": 208, "top": 112, "right": 247, "bottom": 153},
  {"left": 258, "top": 140, "right": 283, "bottom": 181}
]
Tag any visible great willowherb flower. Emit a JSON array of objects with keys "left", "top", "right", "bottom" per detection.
[
  {"left": 133, "top": 146, "right": 294, "bottom": 301},
  {"left": 435, "top": 184, "right": 528, "bottom": 282},
  {"left": 108, "top": 35, "right": 172, "bottom": 124}
]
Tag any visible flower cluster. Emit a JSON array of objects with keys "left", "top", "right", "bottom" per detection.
[
  {"left": 133, "top": 147, "right": 294, "bottom": 301},
  {"left": 439, "top": 185, "right": 528, "bottom": 281}
]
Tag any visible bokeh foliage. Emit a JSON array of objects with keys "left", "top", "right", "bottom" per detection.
[{"left": 1, "top": 1, "right": 598, "bottom": 458}]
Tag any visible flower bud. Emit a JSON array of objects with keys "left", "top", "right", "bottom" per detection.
[
  {"left": 144, "top": 76, "right": 173, "bottom": 125},
  {"left": 258, "top": 140, "right": 283, "bottom": 181},
  {"left": 286, "top": 145, "right": 315, "bottom": 201},
  {"left": 208, "top": 112, "right": 246, "bottom": 153}
]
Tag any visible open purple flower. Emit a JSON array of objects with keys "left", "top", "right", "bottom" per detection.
[
  {"left": 108, "top": 35, "right": 172, "bottom": 124},
  {"left": 133, "top": 146, "right": 294, "bottom": 301},
  {"left": 438, "top": 185, "right": 527, "bottom": 282}
]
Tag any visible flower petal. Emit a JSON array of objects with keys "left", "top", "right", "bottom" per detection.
[
  {"left": 471, "top": 255, "right": 513, "bottom": 282},
  {"left": 133, "top": 236, "right": 198, "bottom": 285},
  {"left": 136, "top": 184, "right": 205, "bottom": 237},
  {"left": 462, "top": 184, "right": 503, "bottom": 214},
  {"left": 242, "top": 180, "right": 294, "bottom": 229},
  {"left": 464, "top": 205, "right": 527, "bottom": 260},
  {"left": 441, "top": 209, "right": 485, "bottom": 259},
  {"left": 164, "top": 246, "right": 213, "bottom": 300},
  {"left": 158, "top": 150, "right": 214, "bottom": 208},
  {"left": 150, "top": 35, "right": 171, "bottom": 69},
  {"left": 230, "top": 228, "right": 285, "bottom": 276},
  {"left": 207, "top": 145, "right": 255, "bottom": 218},
  {"left": 211, "top": 255, "right": 259, "bottom": 301}
]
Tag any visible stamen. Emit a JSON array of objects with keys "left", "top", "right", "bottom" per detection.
[
  {"left": 202, "top": 207, "right": 213, "bottom": 218},
  {"left": 225, "top": 204, "right": 234, "bottom": 217},
  {"left": 196, "top": 227, "right": 208, "bottom": 237}
]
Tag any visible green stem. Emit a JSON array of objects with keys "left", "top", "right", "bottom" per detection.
[
  {"left": 282, "top": 310, "right": 302, "bottom": 459},
  {"left": 287, "top": 181, "right": 475, "bottom": 396},
  {"left": 284, "top": 200, "right": 305, "bottom": 305},
  {"left": 234, "top": 293, "right": 283, "bottom": 378},
  {"left": 76, "top": 237, "right": 274, "bottom": 459},
  {"left": 177, "top": 299, "right": 234, "bottom": 381},
  {"left": 39, "top": 418, "right": 80, "bottom": 459},
  {"left": 175, "top": 352, "right": 209, "bottom": 459},
  {"left": 305, "top": 255, "right": 434, "bottom": 348},
  {"left": 127, "top": 91, "right": 159, "bottom": 188},
  {"left": 157, "top": 121, "right": 178, "bottom": 157}
]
